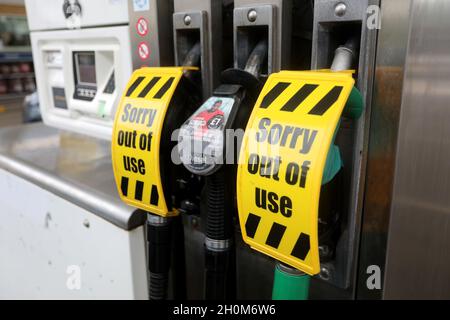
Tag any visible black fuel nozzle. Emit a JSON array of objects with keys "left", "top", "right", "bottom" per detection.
[
  {"left": 172, "top": 41, "right": 205, "bottom": 216},
  {"left": 177, "top": 36, "right": 269, "bottom": 300},
  {"left": 203, "top": 40, "right": 269, "bottom": 299},
  {"left": 145, "top": 41, "right": 204, "bottom": 301}
]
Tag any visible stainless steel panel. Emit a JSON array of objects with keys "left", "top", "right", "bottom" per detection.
[
  {"left": 384, "top": 0, "right": 450, "bottom": 299},
  {"left": 357, "top": 0, "right": 411, "bottom": 299},
  {"left": 0, "top": 123, "right": 144, "bottom": 231}
]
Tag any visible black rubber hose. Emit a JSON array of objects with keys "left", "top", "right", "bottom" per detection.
[
  {"left": 147, "top": 216, "right": 171, "bottom": 300},
  {"left": 170, "top": 215, "right": 187, "bottom": 299},
  {"left": 148, "top": 272, "right": 168, "bottom": 300},
  {"left": 204, "top": 247, "right": 236, "bottom": 299},
  {"left": 204, "top": 168, "right": 236, "bottom": 299},
  {"left": 206, "top": 170, "right": 233, "bottom": 240}
]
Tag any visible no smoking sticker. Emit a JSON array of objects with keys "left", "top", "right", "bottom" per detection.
[
  {"left": 138, "top": 42, "right": 150, "bottom": 61},
  {"left": 136, "top": 17, "right": 149, "bottom": 36}
]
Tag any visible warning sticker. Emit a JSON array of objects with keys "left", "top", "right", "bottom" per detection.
[
  {"left": 112, "top": 67, "right": 193, "bottom": 217},
  {"left": 138, "top": 42, "right": 150, "bottom": 61},
  {"left": 136, "top": 17, "right": 149, "bottom": 36},
  {"left": 236, "top": 70, "right": 355, "bottom": 275}
]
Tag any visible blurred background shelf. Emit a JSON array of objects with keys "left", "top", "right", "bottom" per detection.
[
  {"left": 0, "top": 92, "right": 27, "bottom": 100},
  {"left": 0, "top": 1, "right": 36, "bottom": 128},
  {"left": 0, "top": 50, "right": 33, "bottom": 62}
]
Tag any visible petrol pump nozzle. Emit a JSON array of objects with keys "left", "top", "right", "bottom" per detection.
[
  {"left": 111, "top": 45, "right": 203, "bottom": 300},
  {"left": 146, "top": 41, "right": 204, "bottom": 300},
  {"left": 178, "top": 37, "right": 269, "bottom": 300}
]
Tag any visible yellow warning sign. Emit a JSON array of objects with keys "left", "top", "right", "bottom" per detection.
[
  {"left": 237, "top": 70, "right": 355, "bottom": 275},
  {"left": 112, "top": 67, "right": 193, "bottom": 217}
]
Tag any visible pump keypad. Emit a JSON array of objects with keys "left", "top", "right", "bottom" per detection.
[{"left": 75, "top": 86, "right": 97, "bottom": 101}]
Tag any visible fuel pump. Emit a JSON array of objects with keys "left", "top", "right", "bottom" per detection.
[
  {"left": 179, "top": 0, "right": 292, "bottom": 300},
  {"left": 111, "top": 0, "right": 224, "bottom": 300},
  {"left": 236, "top": 0, "right": 376, "bottom": 299},
  {"left": 111, "top": 65, "right": 201, "bottom": 300},
  {"left": 272, "top": 37, "right": 363, "bottom": 300}
]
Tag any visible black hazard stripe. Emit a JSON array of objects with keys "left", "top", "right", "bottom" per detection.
[
  {"left": 245, "top": 213, "right": 261, "bottom": 238},
  {"left": 259, "top": 82, "right": 290, "bottom": 109},
  {"left": 150, "top": 185, "right": 159, "bottom": 206},
  {"left": 120, "top": 177, "right": 129, "bottom": 197},
  {"left": 121, "top": 178, "right": 160, "bottom": 207},
  {"left": 135, "top": 180, "right": 144, "bottom": 201},
  {"left": 126, "top": 76, "right": 145, "bottom": 97},
  {"left": 265, "top": 222, "right": 287, "bottom": 249},
  {"left": 290, "top": 232, "right": 311, "bottom": 260},
  {"left": 138, "top": 77, "right": 161, "bottom": 98},
  {"left": 153, "top": 77, "right": 175, "bottom": 99},
  {"left": 308, "top": 86, "right": 343, "bottom": 116},
  {"left": 280, "top": 84, "right": 318, "bottom": 112}
]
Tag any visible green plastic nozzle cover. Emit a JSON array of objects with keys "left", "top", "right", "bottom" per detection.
[{"left": 272, "top": 264, "right": 310, "bottom": 300}]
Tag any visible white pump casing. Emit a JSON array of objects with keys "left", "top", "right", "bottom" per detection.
[{"left": 25, "top": 0, "right": 133, "bottom": 140}]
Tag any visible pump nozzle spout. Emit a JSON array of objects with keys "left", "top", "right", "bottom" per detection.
[
  {"left": 330, "top": 37, "right": 359, "bottom": 72},
  {"left": 244, "top": 39, "right": 268, "bottom": 79},
  {"left": 181, "top": 41, "right": 202, "bottom": 95},
  {"left": 182, "top": 41, "right": 201, "bottom": 67}
]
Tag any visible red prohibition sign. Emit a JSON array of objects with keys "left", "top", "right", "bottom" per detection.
[
  {"left": 138, "top": 42, "right": 150, "bottom": 61},
  {"left": 136, "top": 17, "right": 149, "bottom": 36}
]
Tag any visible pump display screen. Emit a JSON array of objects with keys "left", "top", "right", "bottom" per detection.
[{"left": 75, "top": 52, "right": 96, "bottom": 86}]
